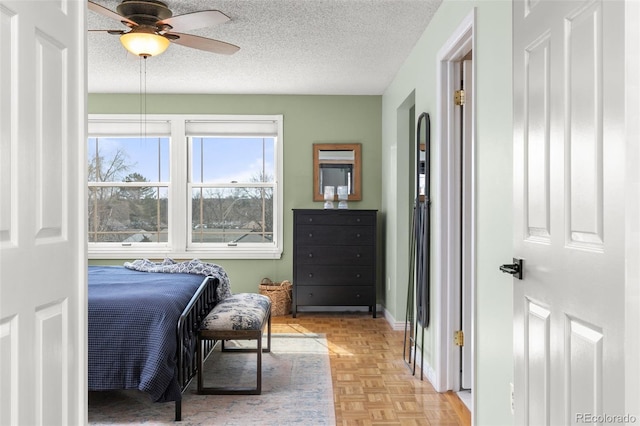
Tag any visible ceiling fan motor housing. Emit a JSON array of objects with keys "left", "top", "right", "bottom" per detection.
[{"left": 116, "top": 0, "right": 172, "bottom": 26}]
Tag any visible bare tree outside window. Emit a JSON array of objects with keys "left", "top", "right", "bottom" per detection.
[
  {"left": 88, "top": 138, "right": 168, "bottom": 243},
  {"left": 190, "top": 137, "right": 275, "bottom": 245}
]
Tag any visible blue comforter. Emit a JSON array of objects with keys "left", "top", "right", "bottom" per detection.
[{"left": 88, "top": 266, "right": 207, "bottom": 402}]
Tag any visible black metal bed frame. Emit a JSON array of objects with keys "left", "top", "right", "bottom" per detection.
[{"left": 174, "top": 276, "right": 219, "bottom": 421}]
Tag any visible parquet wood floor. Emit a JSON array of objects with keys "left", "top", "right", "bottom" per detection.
[{"left": 271, "top": 312, "right": 472, "bottom": 426}]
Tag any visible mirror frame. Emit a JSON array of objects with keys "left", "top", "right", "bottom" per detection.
[
  {"left": 313, "top": 143, "right": 362, "bottom": 201},
  {"left": 415, "top": 112, "right": 430, "bottom": 328}
]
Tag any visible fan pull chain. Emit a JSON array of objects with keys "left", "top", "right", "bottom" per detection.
[
  {"left": 144, "top": 56, "right": 147, "bottom": 141},
  {"left": 139, "top": 56, "right": 143, "bottom": 142},
  {"left": 139, "top": 55, "right": 149, "bottom": 142}
]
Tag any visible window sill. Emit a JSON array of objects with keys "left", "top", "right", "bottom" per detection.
[{"left": 88, "top": 247, "right": 282, "bottom": 260}]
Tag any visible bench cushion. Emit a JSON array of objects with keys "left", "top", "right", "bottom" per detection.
[{"left": 201, "top": 293, "right": 271, "bottom": 331}]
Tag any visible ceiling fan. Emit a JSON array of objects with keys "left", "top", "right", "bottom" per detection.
[{"left": 88, "top": 0, "right": 240, "bottom": 57}]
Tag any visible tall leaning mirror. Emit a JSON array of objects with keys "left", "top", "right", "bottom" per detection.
[{"left": 313, "top": 143, "right": 362, "bottom": 201}]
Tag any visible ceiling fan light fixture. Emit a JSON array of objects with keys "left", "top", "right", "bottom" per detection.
[
  {"left": 89, "top": 0, "right": 238, "bottom": 56},
  {"left": 120, "top": 31, "right": 170, "bottom": 57}
]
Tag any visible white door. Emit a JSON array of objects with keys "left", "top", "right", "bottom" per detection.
[
  {"left": 512, "top": 0, "right": 625, "bottom": 424},
  {"left": 0, "top": 1, "right": 86, "bottom": 425}
]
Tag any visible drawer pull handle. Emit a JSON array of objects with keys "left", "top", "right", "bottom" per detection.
[
  {"left": 356, "top": 293, "right": 361, "bottom": 298},
  {"left": 356, "top": 218, "right": 361, "bottom": 222},
  {"left": 356, "top": 253, "right": 361, "bottom": 258},
  {"left": 308, "top": 293, "right": 313, "bottom": 297},
  {"left": 308, "top": 233, "right": 313, "bottom": 238},
  {"left": 356, "top": 273, "right": 361, "bottom": 278},
  {"left": 308, "top": 218, "right": 313, "bottom": 222},
  {"left": 308, "top": 273, "right": 313, "bottom": 278},
  {"left": 356, "top": 233, "right": 361, "bottom": 238},
  {"left": 308, "top": 253, "right": 313, "bottom": 258}
]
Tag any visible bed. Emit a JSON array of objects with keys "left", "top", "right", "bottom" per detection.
[{"left": 88, "top": 260, "right": 230, "bottom": 421}]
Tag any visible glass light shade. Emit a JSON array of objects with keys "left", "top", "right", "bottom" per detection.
[{"left": 120, "top": 32, "right": 170, "bottom": 57}]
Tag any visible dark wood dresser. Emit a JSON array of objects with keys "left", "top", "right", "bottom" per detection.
[{"left": 292, "top": 209, "right": 377, "bottom": 317}]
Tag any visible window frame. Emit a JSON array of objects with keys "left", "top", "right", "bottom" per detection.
[{"left": 87, "top": 113, "right": 284, "bottom": 260}]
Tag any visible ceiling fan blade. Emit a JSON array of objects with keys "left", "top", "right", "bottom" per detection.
[
  {"left": 88, "top": 29, "right": 126, "bottom": 35},
  {"left": 167, "top": 32, "right": 240, "bottom": 55},
  {"left": 157, "top": 10, "right": 230, "bottom": 33},
  {"left": 87, "top": 0, "right": 138, "bottom": 27}
]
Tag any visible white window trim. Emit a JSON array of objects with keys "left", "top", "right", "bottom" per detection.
[{"left": 87, "top": 113, "right": 284, "bottom": 260}]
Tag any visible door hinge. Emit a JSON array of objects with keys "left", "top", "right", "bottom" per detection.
[
  {"left": 454, "top": 89, "right": 465, "bottom": 106},
  {"left": 454, "top": 330, "right": 464, "bottom": 347}
]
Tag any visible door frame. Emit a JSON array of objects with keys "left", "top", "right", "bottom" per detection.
[
  {"left": 625, "top": 0, "right": 640, "bottom": 417},
  {"left": 432, "top": 8, "right": 476, "bottom": 401}
]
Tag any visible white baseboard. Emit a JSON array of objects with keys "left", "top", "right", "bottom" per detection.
[
  {"left": 411, "top": 344, "right": 437, "bottom": 385},
  {"left": 381, "top": 307, "right": 407, "bottom": 330}
]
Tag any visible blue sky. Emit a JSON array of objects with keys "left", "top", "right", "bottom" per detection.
[
  {"left": 88, "top": 136, "right": 275, "bottom": 184},
  {"left": 192, "top": 137, "right": 274, "bottom": 183}
]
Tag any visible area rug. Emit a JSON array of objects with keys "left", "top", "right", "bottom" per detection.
[{"left": 88, "top": 333, "right": 335, "bottom": 425}]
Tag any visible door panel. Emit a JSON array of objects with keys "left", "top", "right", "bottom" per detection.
[
  {"left": 36, "top": 301, "right": 68, "bottom": 423},
  {"left": 0, "top": 316, "right": 17, "bottom": 426},
  {"left": 566, "top": 317, "right": 603, "bottom": 420},
  {"left": 525, "top": 300, "right": 550, "bottom": 426},
  {"left": 513, "top": 0, "right": 625, "bottom": 424},
  {"left": 0, "top": 1, "right": 86, "bottom": 425},
  {"left": 35, "top": 29, "right": 67, "bottom": 240},
  {"left": 566, "top": 2, "right": 604, "bottom": 248},
  {"left": 0, "top": 4, "right": 14, "bottom": 246},
  {"left": 524, "top": 34, "right": 551, "bottom": 242}
]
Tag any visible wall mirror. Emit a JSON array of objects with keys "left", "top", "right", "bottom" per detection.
[
  {"left": 417, "top": 112, "right": 429, "bottom": 198},
  {"left": 313, "top": 143, "right": 362, "bottom": 201}
]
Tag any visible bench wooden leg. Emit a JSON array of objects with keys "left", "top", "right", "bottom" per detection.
[{"left": 197, "top": 310, "right": 271, "bottom": 395}]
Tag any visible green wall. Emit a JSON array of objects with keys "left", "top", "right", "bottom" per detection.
[
  {"left": 90, "top": 3, "right": 515, "bottom": 421},
  {"left": 88, "top": 94, "right": 382, "bottom": 296},
  {"left": 381, "top": 0, "right": 513, "bottom": 424}
]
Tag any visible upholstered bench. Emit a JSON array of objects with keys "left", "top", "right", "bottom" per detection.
[{"left": 197, "top": 293, "right": 272, "bottom": 395}]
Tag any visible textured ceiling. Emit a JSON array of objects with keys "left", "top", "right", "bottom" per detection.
[{"left": 87, "top": 0, "right": 442, "bottom": 95}]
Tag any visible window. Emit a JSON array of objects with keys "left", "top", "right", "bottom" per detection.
[
  {"left": 88, "top": 135, "right": 170, "bottom": 244},
  {"left": 87, "top": 114, "right": 283, "bottom": 259}
]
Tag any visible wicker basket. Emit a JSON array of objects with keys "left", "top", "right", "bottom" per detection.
[{"left": 258, "top": 278, "right": 293, "bottom": 316}]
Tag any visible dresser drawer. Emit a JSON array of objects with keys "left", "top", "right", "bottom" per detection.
[
  {"left": 296, "top": 224, "right": 374, "bottom": 245},
  {"left": 295, "top": 245, "right": 374, "bottom": 265},
  {"left": 295, "top": 285, "right": 373, "bottom": 306},
  {"left": 295, "top": 212, "right": 375, "bottom": 226},
  {"left": 296, "top": 265, "right": 374, "bottom": 286}
]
